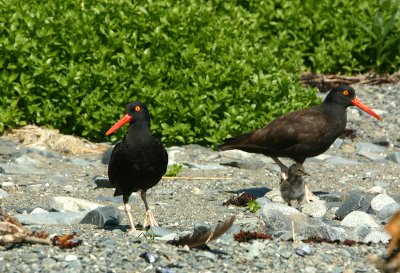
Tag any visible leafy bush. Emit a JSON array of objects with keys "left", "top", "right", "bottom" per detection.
[{"left": 1, "top": 0, "right": 398, "bottom": 146}]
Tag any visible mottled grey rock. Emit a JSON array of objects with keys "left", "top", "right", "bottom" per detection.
[
  {"left": 370, "top": 194, "right": 397, "bottom": 213},
  {"left": 335, "top": 191, "right": 372, "bottom": 219},
  {"left": 256, "top": 197, "right": 272, "bottom": 207},
  {"left": 386, "top": 152, "right": 400, "bottom": 163},
  {"left": 80, "top": 206, "right": 121, "bottom": 227},
  {"left": 0, "top": 188, "right": 9, "bottom": 198},
  {"left": 302, "top": 200, "right": 328, "bottom": 218},
  {"left": 15, "top": 211, "right": 87, "bottom": 225},
  {"left": 2, "top": 159, "right": 46, "bottom": 175},
  {"left": 318, "top": 192, "right": 343, "bottom": 202},
  {"left": 148, "top": 226, "right": 174, "bottom": 237},
  {"left": 372, "top": 136, "right": 390, "bottom": 147},
  {"left": 362, "top": 230, "right": 391, "bottom": 244},
  {"left": 324, "top": 156, "right": 359, "bottom": 165},
  {"left": 260, "top": 207, "right": 345, "bottom": 241},
  {"left": 49, "top": 196, "right": 103, "bottom": 212},
  {"left": 340, "top": 211, "right": 380, "bottom": 228},
  {"left": 365, "top": 185, "right": 385, "bottom": 194},
  {"left": 348, "top": 225, "right": 371, "bottom": 241},
  {"left": 377, "top": 203, "right": 400, "bottom": 223},
  {"left": 332, "top": 139, "right": 343, "bottom": 149},
  {"left": 101, "top": 147, "right": 114, "bottom": 165},
  {"left": 93, "top": 176, "right": 113, "bottom": 188}
]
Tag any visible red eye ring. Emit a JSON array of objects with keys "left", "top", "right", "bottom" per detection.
[
  {"left": 342, "top": 90, "right": 349, "bottom": 96},
  {"left": 135, "top": 106, "right": 141, "bottom": 112}
]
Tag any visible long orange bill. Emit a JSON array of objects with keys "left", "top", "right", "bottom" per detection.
[
  {"left": 351, "top": 97, "right": 382, "bottom": 120},
  {"left": 106, "top": 114, "right": 132, "bottom": 136}
]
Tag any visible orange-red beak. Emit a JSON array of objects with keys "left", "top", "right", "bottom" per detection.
[
  {"left": 106, "top": 114, "right": 132, "bottom": 136},
  {"left": 351, "top": 97, "right": 382, "bottom": 120}
]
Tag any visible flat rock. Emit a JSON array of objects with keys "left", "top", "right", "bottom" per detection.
[
  {"left": 259, "top": 202, "right": 300, "bottom": 216},
  {"left": 15, "top": 211, "right": 87, "bottom": 225},
  {"left": 340, "top": 211, "right": 380, "bottom": 228},
  {"left": 264, "top": 188, "right": 285, "bottom": 203},
  {"left": 355, "top": 142, "right": 386, "bottom": 153},
  {"left": 80, "top": 206, "right": 121, "bottom": 227},
  {"left": 356, "top": 149, "right": 386, "bottom": 162},
  {"left": 370, "top": 193, "right": 397, "bottom": 213},
  {"left": 49, "top": 196, "right": 103, "bottom": 212},
  {"left": 148, "top": 226, "right": 174, "bottom": 237},
  {"left": 324, "top": 156, "right": 359, "bottom": 165}
]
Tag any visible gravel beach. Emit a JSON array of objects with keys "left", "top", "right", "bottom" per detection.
[{"left": 0, "top": 83, "right": 399, "bottom": 273}]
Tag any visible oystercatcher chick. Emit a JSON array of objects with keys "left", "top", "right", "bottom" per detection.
[
  {"left": 218, "top": 84, "right": 382, "bottom": 202},
  {"left": 106, "top": 101, "right": 168, "bottom": 234},
  {"left": 280, "top": 163, "right": 309, "bottom": 208}
]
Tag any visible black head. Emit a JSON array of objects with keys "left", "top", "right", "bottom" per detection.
[
  {"left": 106, "top": 101, "right": 151, "bottom": 136},
  {"left": 126, "top": 101, "right": 151, "bottom": 123},
  {"left": 322, "top": 84, "right": 382, "bottom": 120},
  {"left": 323, "top": 84, "right": 356, "bottom": 107}
]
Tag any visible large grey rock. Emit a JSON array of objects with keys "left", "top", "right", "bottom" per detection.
[
  {"left": 370, "top": 194, "right": 397, "bottom": 213},
  {"left": 80, "top": 206, "right": 121, "bottom": 227},
  {"left": 347, "top": 225, "right": 371, "bottom": 241},
  {"left": 335, "top": 191, "right": 372, "bottom": 219},
  {"left": 340, "top": 211, "right": 380, "bottom": 228},
  {"left": 49, "top": 196, "right": 103, "bottom": 212},
  {"left": 15, "top": 211, "right": 87, "bottom": 225}
]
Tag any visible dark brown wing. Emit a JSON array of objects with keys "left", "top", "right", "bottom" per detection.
[{"left": 219, "top": 107, "right": 335, "bottom": 158}]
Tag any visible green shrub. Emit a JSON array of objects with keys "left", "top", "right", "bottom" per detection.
[{"left": 1, "top": 0, "right": 398, "bottom": 146}]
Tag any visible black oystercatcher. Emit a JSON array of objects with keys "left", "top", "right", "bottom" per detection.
[
  {"left": 218, "top": 84, "right": 382, "bottom": 201},
  {"left": 106, "top": 101, "right": 168, "bottom": 234},
  {"left": 280, "top": 163, "right": 309, "bottom": 207}
]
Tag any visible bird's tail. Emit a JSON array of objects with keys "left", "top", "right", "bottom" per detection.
[{"left": 217, "top": 132, "right": 253, "bottom": 151}]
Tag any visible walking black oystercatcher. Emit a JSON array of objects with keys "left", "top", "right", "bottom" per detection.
[
  {"left": 218, "top": 84, "right": 382, "bottom": 201},
  {"left": 106, "top": 101, "right": 168, "bottom": 234}
]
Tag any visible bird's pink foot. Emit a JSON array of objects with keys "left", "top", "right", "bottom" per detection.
[
  {"left": 143, "top": 210, "right": 158, "bottom": 228},
  {"left": 304, "top": 185, "right": 315, "bottom": 202}
]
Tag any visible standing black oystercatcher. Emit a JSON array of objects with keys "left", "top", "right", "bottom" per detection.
[
  {"left": 106, "top": 101, "right": 168, "bottom": 234},
  {"left": 218, "top": 84, "right": 382, "bottom": 201}
]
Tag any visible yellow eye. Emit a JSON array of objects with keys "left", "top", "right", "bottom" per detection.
[
  {"left": 342, "top": 90, "right": 349, "bottom": 96},
  {"left": 135, "top": 106, "right": 141, "bottom": 112}
]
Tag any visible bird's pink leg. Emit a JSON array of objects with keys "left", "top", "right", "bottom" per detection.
[
  {"left": 304, "top": 185, "right": 315, "bottom": 203},
  {"left": 141, "top": 190, "right": 159, "bottom": 227},
  {"left": 124, "top": 202, "right": 137, "bottom": 234}
]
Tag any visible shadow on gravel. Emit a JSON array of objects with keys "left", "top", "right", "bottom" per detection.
[{"left": 225, "top": 187, "right": 271, "bottom": 198}]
